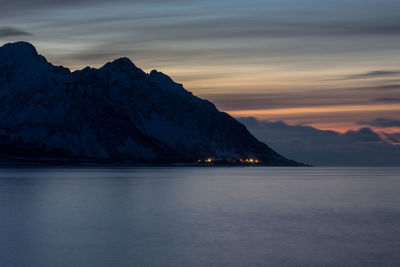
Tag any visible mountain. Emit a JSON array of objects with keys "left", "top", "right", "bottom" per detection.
[
  {"left": 0, "top": 41, "right": 301, "bottom": 166},
  {"left": 238, "top": 117, "right": 400, "bottom": 166}
]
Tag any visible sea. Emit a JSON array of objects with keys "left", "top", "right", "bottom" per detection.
[{"left": 1, "top": 167, "right": 399, "bottom": 267}]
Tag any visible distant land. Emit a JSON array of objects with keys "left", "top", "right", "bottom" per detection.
[
  {"left": 239, "top": 117, "right": 400, "bottom": 166},
  {"left": 0, "top": 42, "right": 303, "bottom": 166}
]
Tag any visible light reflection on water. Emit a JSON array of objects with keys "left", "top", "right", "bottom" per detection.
[{"left": 1, "top": 167, "right": 400, "bottom": 267}]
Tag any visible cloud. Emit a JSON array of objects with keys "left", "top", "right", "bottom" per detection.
[
  {"left": 368, "top": 84, "right": 400, "bottom": 90},
  {"left": 206, "top": 92, "right": 356, "bottom": 111},
  {"left": 340, "top": 70, "right": 400, "bottom": 80},
  {"left": 2, "top": 0, "right": 399, "bottom": 77},
  {"left": 156, "top": 19, "right": 400, "bottom": 40},
  {"left": 64, "top": 50, "right": 132, "bottom": 62},
  {"left": 202, "top": 82, "right": 400, "bottom": 111},
  {"left": 0, "top": 0, "right": 175, "bottom": 10},
  {"left": 359, "top": 118, "right": 400, "bottom": 127},
  {"left": 0, "top": 27, "right": 32, "bottom": 37},
  {"left": 237, "top": 117, "right": 400, "bottom": 166},
  {"left": 375, "top": 97, "right": 400, "bottom": 102},
  {"left": 0, "top": 0, "right": 185, "bottom": 17},
  {"left": 67, "top": 16, "right": 400, "bottom": 46}
]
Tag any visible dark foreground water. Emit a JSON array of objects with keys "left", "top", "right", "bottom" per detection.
[{"left": 1, "top": 167, "right": 399, "bottom": 267}]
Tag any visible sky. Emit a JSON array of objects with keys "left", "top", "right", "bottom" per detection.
[{"left": 1, "top": 0, "right": 400, "bottom": 137}]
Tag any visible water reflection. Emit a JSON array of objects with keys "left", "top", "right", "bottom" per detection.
[{"left": 1, "top": 167, "right": 400, "bottom": 266}]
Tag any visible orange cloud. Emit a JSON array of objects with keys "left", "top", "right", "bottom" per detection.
[{"left": 227, "top": 104, "right": 400, "bottom": 116}]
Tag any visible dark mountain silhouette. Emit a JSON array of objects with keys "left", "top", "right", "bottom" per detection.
[{"left": 0, "top": 42, "right": 301, "bottom": 166}]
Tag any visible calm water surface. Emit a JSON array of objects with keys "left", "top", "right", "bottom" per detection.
[{"left": 1, "top": 167, "right": 399, "bottom": 267}]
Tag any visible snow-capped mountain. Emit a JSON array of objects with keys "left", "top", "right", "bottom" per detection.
[{"left": 0, "top": 42, "right": 301, "bottom": 165}]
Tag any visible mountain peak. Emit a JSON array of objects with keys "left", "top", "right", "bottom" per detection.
[
  {"left": 0, "top": 41, "right": 38, "bottom": 57},
  {"left": 101, "top": 57, "right": 138, "bottom": 72},
  {"left": 112, "top": 57, "right": 135, "bottom": 66}
]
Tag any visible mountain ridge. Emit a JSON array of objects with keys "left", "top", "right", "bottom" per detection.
[{"left": 0, "top": 41, "right": 302, "bottom": 166}]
